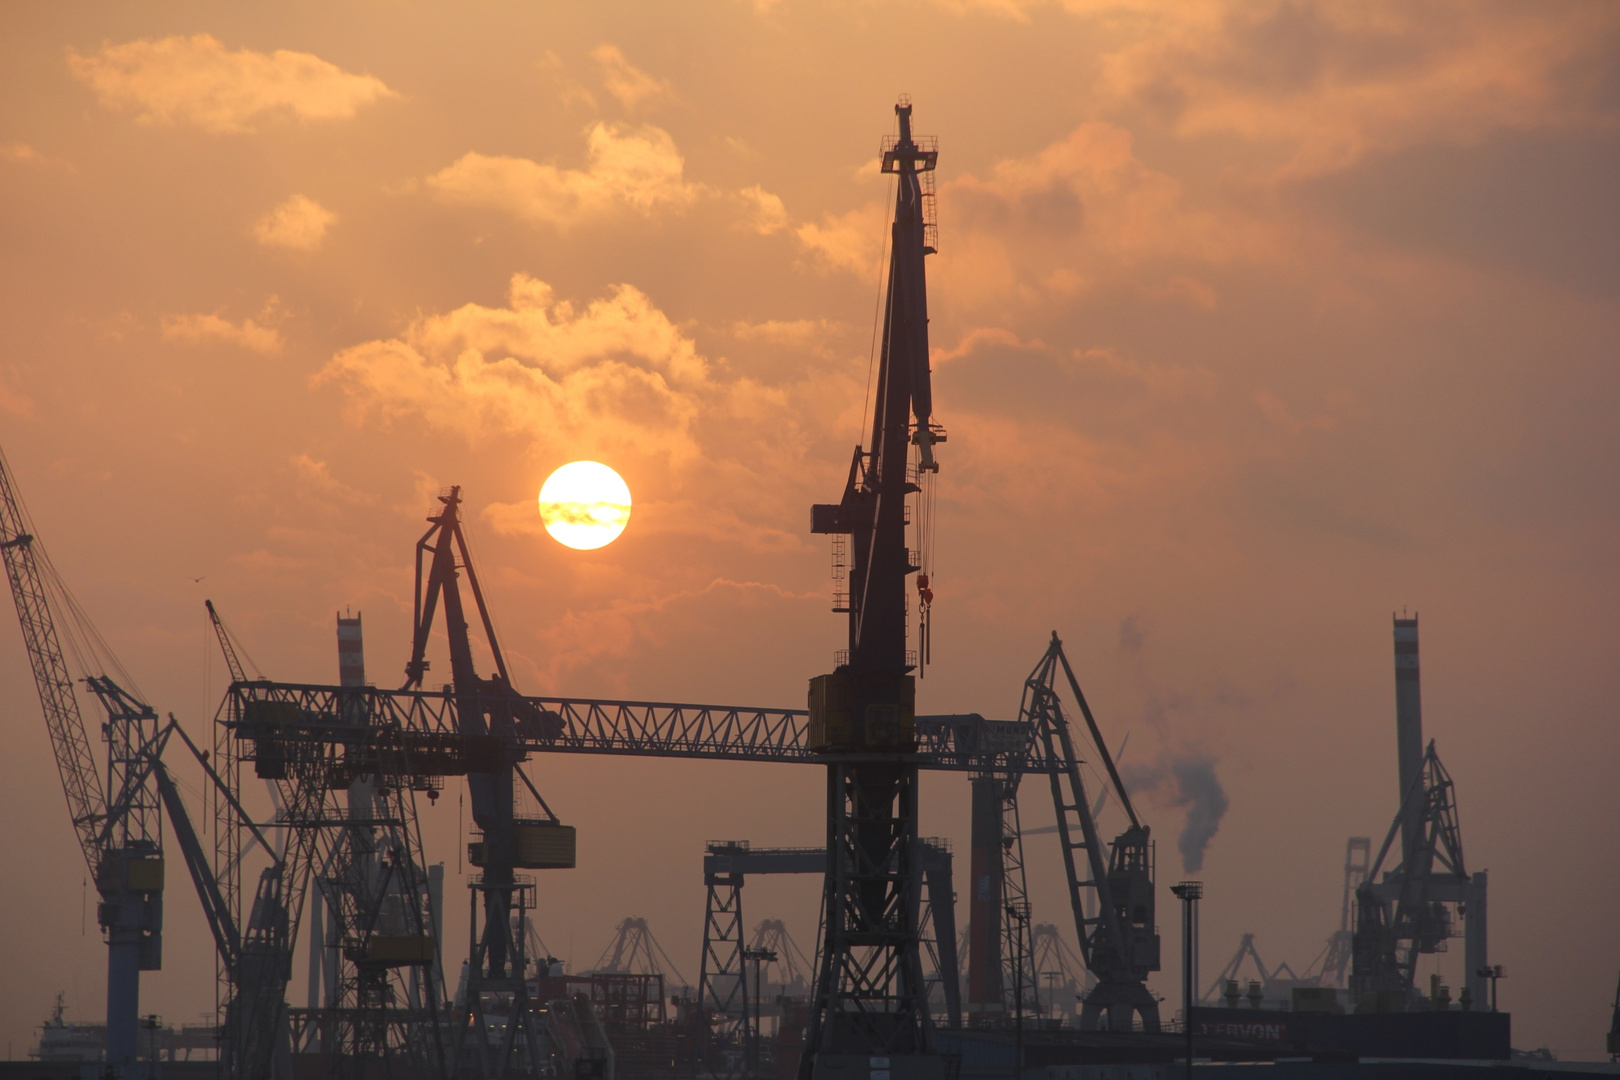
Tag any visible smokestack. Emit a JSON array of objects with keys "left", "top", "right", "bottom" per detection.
[
  {"left": 338, "top": 611, "right": 365, "bottom": 687},
  {"left": 966, "top": 777, "right": 1005, "bottom": 1017},
  {"left": 1393, "top": 614, "right": 1422, "bottom": 856}
]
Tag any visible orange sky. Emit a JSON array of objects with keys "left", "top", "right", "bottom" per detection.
[{"left": 1, "top": 1, "right": 1618, "bottom": 1060}]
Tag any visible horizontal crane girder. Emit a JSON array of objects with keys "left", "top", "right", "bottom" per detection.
[{"left": 226, "top": 682, "right": 1063, "bottom": 775}]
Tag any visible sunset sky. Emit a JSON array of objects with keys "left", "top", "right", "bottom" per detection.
[{"left": 1, "top": 1, "right": 1617, "bottom": 1060}]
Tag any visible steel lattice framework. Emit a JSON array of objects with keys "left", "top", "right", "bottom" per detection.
[{"left": 225, "top": 683, "right": 1060, "bottom": 776}]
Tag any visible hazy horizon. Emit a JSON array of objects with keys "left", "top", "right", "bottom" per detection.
[{"left": 1, "top": 1, "right": 1617, "bottom": 1062}]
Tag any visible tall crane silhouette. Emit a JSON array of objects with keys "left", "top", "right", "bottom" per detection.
[
  {"left": 0, "top": 447, "right": 164, "bottom": 1078},
  {"left": 802, "top": 97, "right": 946, "bottom": 1078}
]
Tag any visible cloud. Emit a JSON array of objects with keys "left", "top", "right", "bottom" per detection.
[
  {"left": 314, "top": 274, "right": 853, "bottom": 575},
  {"left": 315, "top": 274, "right": 713, "bottom": 465},
  {"left": 289, "top": 454, "right": 377, "bottom": 506},
  {"left": 590, "top": 45, "right": 674, "bottom": 112},
  {"left": 485, "top": 497, "right": 802, "bottom": 554},
  {"left": 67, "top": 33, "right": 395, "bottom": 134},
  {"left": 936, "top": 326, "right": 1211, "bottom": 398},
  {"left": 253, "top": 194, "right": 338, "bottom": 250},
  {"left": 427, "top": 123, "right": 702, "bottom": 230},
  {"left": 735, "top": 185, "right": 788, "bottom": 235},
  {"left": 794, "top": 119, "right": 1283, "bottom": 307},
  {"left": 931, "top": 121, "right": 1285, "bottom": 311},
  {"left": 162, "top": 310, "right": 283, "bottom": 355},
  {"left": 795, "top": 201, "right": 889, "bottom": 276},
  {"left": 0, "top": 142, "right": 72, "bottom": 171},
  {"left": 730, "top": 318, "right": 842, "bottom": 349},
  {"left": 0, "top": 142, "right": 42, "bottom": 164},
  {"left": 1091, "top": 3, "right": 1620, "bottom": 177},
  {"left": 536, "top": 50, "right": 598, "bottom": 110}
]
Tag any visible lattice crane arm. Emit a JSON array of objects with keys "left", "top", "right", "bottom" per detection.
[
  {"left": 205, "top": 598, "right": 262, "bottom": 685},
  {"left": 1051, "top": 632, "right": 1142, "bottom": 831},
  {"left": 0, "top": 448, "right": 106, "bottom": 873},
  {"left": 227, "top": 681, "right": 1061, "bottom": 773}
]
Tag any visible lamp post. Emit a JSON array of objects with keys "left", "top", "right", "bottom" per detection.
[
  {"left": 742, "top": 946, "right": 777, "bottom": 1079},
  {"left": 1476, "top": 965, "right": 1506, "bottom": 1013},
  {"left": 1005, "top": 901, "right": 1030, "bottom": 1079},
  {"left": 1170, "top": 882, "right": 1202, "bottom": 1080},
  {"left": 142, "top": 1014, "right": 162, "bottom": 1076}
]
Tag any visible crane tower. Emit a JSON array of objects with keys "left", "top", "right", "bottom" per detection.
[{"left": 803, "top": 98, "right": 945, "bottom": 1079}]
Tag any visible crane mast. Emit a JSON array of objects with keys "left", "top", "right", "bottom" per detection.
[
  {"left": 0, "top": 447, "right": 165, "bottom": 1078},
  {"left": 803, "top": 98, "right": 944, "bottom": 1079}
]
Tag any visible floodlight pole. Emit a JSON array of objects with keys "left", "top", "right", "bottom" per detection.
[
  {"left": 1006, "top": 900, "right": 1030, "bottom": 1079},
  {"left": 744, "top": 946, "right": 777, "bottom": 1079},
  {"left": 1171, "top": 882, "right": 1203, "bottom": 1080}
]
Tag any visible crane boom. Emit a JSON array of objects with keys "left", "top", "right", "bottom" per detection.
[
  {"left": 0, "top": 449, "right": 106, "bottom": 872},
  {"left": 207, "top": 599, "right": 249, "bottom": 685}
]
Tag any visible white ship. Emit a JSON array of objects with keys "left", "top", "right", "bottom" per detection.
[{"left": 32, "top": 994, "right": 106, "bottom": 1063}]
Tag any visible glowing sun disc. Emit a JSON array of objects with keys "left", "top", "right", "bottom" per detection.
[{"left": 538, "top": 461, "right": 632, "bottom": 550}]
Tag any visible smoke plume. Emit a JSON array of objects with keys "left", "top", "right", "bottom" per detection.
[{"left": 1120, "top": 751, "right": 1230, "bottom": 873}]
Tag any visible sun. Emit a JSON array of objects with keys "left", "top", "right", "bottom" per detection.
[{"left": 538, "top": 461, "right": 632, "bottom": 550}]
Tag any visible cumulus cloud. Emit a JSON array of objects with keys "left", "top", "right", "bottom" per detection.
[
  {"left": 313, "top": 274, "right": 855, "bottom": 573},
  {"left": 315, "top": 274, "right": 713, "bottom": 465},
  {"left": 162, "top": 310, "right": 283, "bottom": 355},
  {"left": 67, "top": 33, "right": 395, "bottom": 134},
  {"left": 253, "top": 194, "right": 338, "bottom": 250},
  {"left": 796, "top": 201, "right": 889, "bottom": 276},
  {"left": 427, "top": 123, "right": 702, "bottom": 230},
  {"left": 590, "top": 45, "right": 674, "bottom": 112},
  {"left": 735, "top": 185, "right": 788, "bottom": 235}
]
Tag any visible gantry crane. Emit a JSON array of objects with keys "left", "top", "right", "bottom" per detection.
[
  {"left": 0, "top": 446, "right": 167, "bottom": 1078},
  {"left": 219, "top": 481, "right": 1059, "bottom": 1080},
  {"left": 209, "top": 595, "right": 450, "bottom": 1079}
]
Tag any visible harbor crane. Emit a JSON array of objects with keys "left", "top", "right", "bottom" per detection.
[
  {"left": 1350, "top": 616, "right": 1488, "bottom": 1010},
  {"left": 0, "top": 447, "right": 305, "bottom": 1080},
  {"left": 1018, "top": 635, "right": 1161, "bottom": 1031},
  {"left": 0, "top": 446, "right": 167, "bottom": 1079},
  {"left": 801, "top": 96, "right": 947, "bottom": 1079}
]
